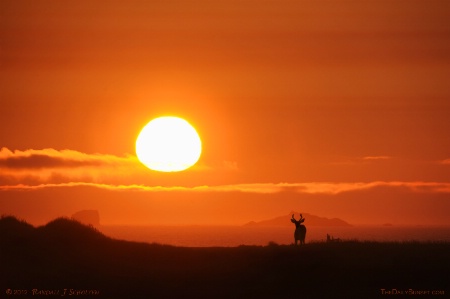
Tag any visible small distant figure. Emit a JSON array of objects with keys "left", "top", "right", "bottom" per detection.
[
  {"left": 326, "top": 234, "right": 341, "bottom": 243},
  {"left": 291, "top": 214, "right": 306, "bottom": 245}
]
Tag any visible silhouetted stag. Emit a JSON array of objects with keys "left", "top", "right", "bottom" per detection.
[{"left": 291, "top": 214, "right": 306, "bottom": 245}]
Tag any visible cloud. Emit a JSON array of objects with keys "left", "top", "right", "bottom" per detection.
[
  {"left": 440, "top": 159, "right": 450, "bottom": 165},
  {"left": 0, "top": 182, "right": 284, "bottom": 193},
  {"left": 1, "top": 148, "right": 449, "bottom": 195},
  {"left": 331, "top": 155, "right": 393, "bottom": 166},
  {"left": 294, "top": 181, "right": 450, "bottom": 194},
  {"left": 362, "top": 156, "right": 392, "bottom": 161},
  {"left": 0, "top": 148, "right": 229, "bottom": 186},
  {"left": 0, "top": 148, "right": 133, "bottom": 169},
  {"left": 2, "top": 181, "right": 450, "bottom": 194},
  {"left": 0, "top": 147, "right": 141, "bottom": 184}
]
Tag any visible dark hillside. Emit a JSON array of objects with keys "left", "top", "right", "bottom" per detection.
[
  {"left": 36, "top": 217, "right": 108, "bottom": 245},
  {"left": 1, "top": 217, "right": 448, "bottom": 299},
  {"left": 0, "top": 215, "right": 35, "bottom": 241}
]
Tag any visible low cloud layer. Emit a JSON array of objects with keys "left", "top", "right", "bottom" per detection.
[
  {"left": 441, "top": 159, "right": 450, "bottom": 165},
  {"left": 0, "top": 148, "right": 234, "bottom": 186},
  {"left": 362, "top": 156, "right": 392, "bottom": 161},
  {"left": 0, "top": 148, "right": 134, "bottom": 169},
  {"left": 1, "top": 148, "right": 449, "bottom": 196},
  {"left": 2, "top": 181, "right": 450, "bottom": 195},
  {"left": 0, "top": 147, "right": 141, "bottom": 185}
]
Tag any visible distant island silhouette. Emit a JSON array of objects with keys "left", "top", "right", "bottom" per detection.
[
  {"left": 1, "top": 216, "right": 448, "bottom": 299},
  {"left": 245, "top": 212, "right": 352, "bottom": 227}
]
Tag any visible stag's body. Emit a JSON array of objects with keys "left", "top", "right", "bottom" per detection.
[{"left": 291, "top": 214, "right": 306, "bottom": 245}]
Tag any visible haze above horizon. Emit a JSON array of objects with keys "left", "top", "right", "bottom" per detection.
[{"left": 1, "top": 0, "right": 449, "bottom": 227}]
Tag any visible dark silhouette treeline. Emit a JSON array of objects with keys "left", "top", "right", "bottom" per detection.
[{"left": 1, "top": 216, "right": 449, "bottom": 299}]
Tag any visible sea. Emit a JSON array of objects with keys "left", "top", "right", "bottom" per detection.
[{"left": 99, "top": 225, "right": 450, "bottom": 247}]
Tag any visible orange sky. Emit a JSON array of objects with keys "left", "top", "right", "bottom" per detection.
[{"left": 1, "top": 0, "right": 450, "bottom": 226}]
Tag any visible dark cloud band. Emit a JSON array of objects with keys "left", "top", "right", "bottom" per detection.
[{"left": 0, "top": 154, "right": 103, "bottom": 169}]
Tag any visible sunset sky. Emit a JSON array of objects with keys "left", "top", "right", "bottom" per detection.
[{"left": 1, "top": 0, "right": 450, "bottom": 226}]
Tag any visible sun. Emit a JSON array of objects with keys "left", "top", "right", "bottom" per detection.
[{"left": 135, "top": 116, "right": 202, "bottom": 172}]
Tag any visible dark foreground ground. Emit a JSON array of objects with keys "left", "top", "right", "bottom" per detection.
[{"left": 1, "top": 217, "right": 449, "bottom": 299}]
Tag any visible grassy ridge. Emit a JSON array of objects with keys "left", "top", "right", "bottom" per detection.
[{"left": 1, "top": 216, "right": 448, "bottom": 299}]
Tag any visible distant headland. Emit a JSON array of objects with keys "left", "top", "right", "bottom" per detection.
[{"left": 244, "top": 212, "right": 352, "bottom": 227}]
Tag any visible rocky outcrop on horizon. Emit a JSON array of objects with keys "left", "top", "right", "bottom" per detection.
[{"left": 245, "top": 212, "right": 352, "bottom": 227}]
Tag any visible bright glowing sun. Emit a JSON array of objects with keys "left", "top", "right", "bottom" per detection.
[{"left": 136, "top": 116, "right": 202, "bottom": 172}]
